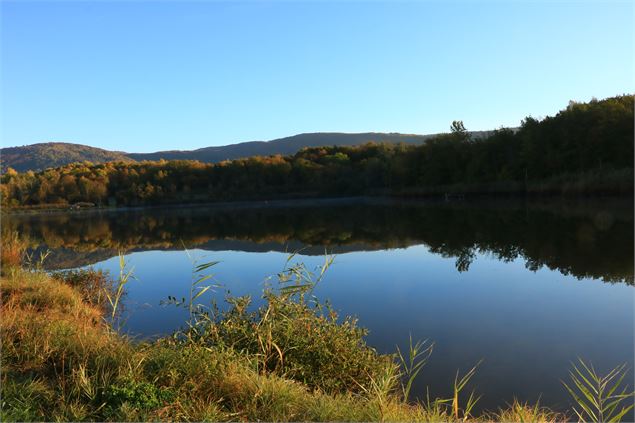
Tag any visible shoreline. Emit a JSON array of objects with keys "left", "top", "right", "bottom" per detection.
[
  {"left": 2, "top": 191, "right": 633, "bottom": 217},
  {"left": 0, "top": 266, "right": 582, "bottom": 421}
]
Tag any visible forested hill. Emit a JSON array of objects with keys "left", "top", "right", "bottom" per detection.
[
  {"left": 3, "top": 131, "right": 492, "bottom": 173},
  {"left": 0, "top": 143, "right": 133, "bottom": 173},
  {"left": 127, "top": 132, "right": 438, "bottom": 162},
  {"left": 2, "top": 95, "right": 632, "bottom": 207}
]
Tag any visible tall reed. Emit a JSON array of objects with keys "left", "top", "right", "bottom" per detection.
[
  {"left": 106, "top": 252, "right": 135, "bottom": 324},
  {"left": 396, "top": 335, "right": 433, "bottom": 402},
  {"left": 563, "top": 358, "right": 634, "bottom": 422}
]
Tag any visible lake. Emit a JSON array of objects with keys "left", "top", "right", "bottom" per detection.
[{"left": 4, "top": 197, "right": 634, "bottom": 414}]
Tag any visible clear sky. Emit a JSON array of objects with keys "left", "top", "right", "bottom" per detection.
[{"left": 1, "top": 1, "right": 633, "bottom": 153}]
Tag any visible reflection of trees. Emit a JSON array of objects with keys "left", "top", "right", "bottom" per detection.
[
  {"left": 455, "top": 248, "right": 476, "bottom": 272},
  {"left": 3, "top": 199, "right": 633, "bottom": 284}
]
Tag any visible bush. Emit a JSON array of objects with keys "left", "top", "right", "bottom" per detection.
[
  {"left": 52, "top": 268, "right": 114, "bottom": 309},
  {"left": 104, "top": 379, "right": 175, "bottom": 411},
  {"left": 196, "top": 293, "right": 391, "bottom": 394},
  {"left": 174, "top": 258, "right": 392, "bottom": 395}
]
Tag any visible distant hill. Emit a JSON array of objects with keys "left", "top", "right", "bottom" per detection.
[
  {"left": 126, "top": 132, "right": 440, "bottom": 162},
  {"left": 0, "top": 143, "right": 133, "bottom": 173},
  {"left": 2, "top": 131, "right": 496, "bottom": 172}
]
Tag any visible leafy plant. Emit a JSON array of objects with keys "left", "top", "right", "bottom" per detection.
[
  {"left": 104, "top": 379, "right": 174, "bottom": 411},
  {"left": 563, "top": 358, "right": 634, "bottom": 422},
  {"left": 23, "top": 249, "right": 50, "bottom": 272},
  {"left": 452, "top": 360, "right": 483, "bottom": 421},
  {"left": 106, "top": 252, "right": 135, "bottom": 324},
  {"left": 396, "top": 335, "right": 433, "bottom": 402},
  {"left": 161, "top": 243, "right": 220, "bottom": 334},
  {"left": 415, "top": 359, "right": 483, "bottom": 421},
  {"left": 277, "top": 250, "right": 334, "bottom": 296}
]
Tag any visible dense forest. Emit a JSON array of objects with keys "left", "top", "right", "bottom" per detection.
[{"left": 1, "top": 95, "right": 632, "bottom": 207}]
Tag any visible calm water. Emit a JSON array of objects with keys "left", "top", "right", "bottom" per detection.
[{"left": 5, "top": 198, "right": 634, "bottom": 413}]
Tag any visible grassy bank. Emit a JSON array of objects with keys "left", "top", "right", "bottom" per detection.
[{"left": 1, "top": 258, "right": 633, "bottom": 421}]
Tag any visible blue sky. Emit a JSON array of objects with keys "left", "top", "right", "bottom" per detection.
[{"left": 1, "top": 1, "right": 633, "bottom": 153}]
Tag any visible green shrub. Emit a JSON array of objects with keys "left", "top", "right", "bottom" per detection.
[
  {"left": 197, "top": 294, "right": 391, "bottom": 394},
  {"left": 173, "top": 258, "right": 392, "bottom": 395},
  {"left": 104, "top": 379, "right": 175, "bottom": 411}
]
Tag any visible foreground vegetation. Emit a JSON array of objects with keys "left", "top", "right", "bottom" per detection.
[
  {"left": 1, "top": 95, "right": 633, "bottom": 209},
  {"left": 1, "top": 239, "right": 633, "bottom": 421}
]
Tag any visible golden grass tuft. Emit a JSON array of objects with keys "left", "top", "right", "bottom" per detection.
[{"left": 1, "top": 231, "right": 28, "bottom": 272}]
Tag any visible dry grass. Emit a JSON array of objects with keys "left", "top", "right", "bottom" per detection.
[
  {"left": 493, "top": 400, "right": 564, "bottom": 423},
  {"left": 1, "top": 231, "right": 28, "bottom": 271}
]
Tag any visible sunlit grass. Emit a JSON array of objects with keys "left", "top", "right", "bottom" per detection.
[{"left": 0, "top": 230, "right": 28, "bottom": 272}]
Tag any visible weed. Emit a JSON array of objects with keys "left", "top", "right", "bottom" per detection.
[
  {"left": 0, "top": 231, "right": 28, "bottom": 271},
  {"left": 396, "top": 335, "right": 434, "bottom": 402},
  {"left": 106, "top": 251, "right": 135, "bottom": 325}
]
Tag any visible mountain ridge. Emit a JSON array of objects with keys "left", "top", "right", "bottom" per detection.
[
  {"left": 0, "top": 142, "right": 133, "bottom": 173},
  {"left": 1, "top": 130, "right": 496, "bottom": 172}
]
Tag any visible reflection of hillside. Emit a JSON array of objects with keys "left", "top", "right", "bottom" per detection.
[
  {"left": 30, "top": 240, "right": 407, "bottom": 270},
  {"left": 4, "top": 198, "right": 633, "bottom": 283},
  {"left": 28, "top": 246, "right": 119, "bottom": 270}
]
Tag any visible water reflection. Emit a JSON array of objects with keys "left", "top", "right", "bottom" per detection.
[{"left": 4, "top": 198, "right": 633, "bottom": 284}]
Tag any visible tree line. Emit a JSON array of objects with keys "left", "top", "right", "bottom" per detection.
[{"left": 1, "top": 95, "right": 632, "bottom": 207}]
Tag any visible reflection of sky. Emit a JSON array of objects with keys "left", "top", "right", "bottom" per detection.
[{"left": 86, "top": 246, "right": 634, "bottom": 413}]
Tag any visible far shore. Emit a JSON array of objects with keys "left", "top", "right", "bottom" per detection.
[
  {"left": 2, "top": 196, "right": 390, "bottom": 216},
  {"left": 2, "top": 192, "right": 633, "bottom": 218}
]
